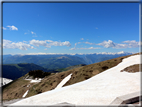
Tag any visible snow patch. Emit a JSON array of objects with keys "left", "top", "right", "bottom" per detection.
[
  {"left": 30, "top": 80, "right": 41, "bottom": 83},
  {"left": 22, "top": 90, "right": 29, "bottom": 98},
  {"left": 25, "top": 78, "right": 43, "bottom": 83},
  {"left": 55, "top": 73, "right": 72, "bottom": 89},
  {"left": 0, "top": 77, "right": 13, "bottom": 87}
]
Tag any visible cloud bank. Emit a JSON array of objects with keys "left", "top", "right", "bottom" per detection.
[
  {"left": 3, "top": 39, "right": 71, "bottom": 50},
  {"left": 70, "top": 40, "right": 140, "bottom": 50},
  {"left": 2, "top": 39, "right": 140, "bottom": 51},
  {"left": 97, "top": 40, "right": 140, "bottom": 49},
  {"left": 29, "top": 39, "right": 71, "bottom": 48},
  {"left": 3, "top": 39, "right": 35, "bottom": 50}
]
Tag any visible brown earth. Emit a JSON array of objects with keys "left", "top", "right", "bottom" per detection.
[
  {"left": 2, "top": 52, "right": 141, "bottom": 101},
  {"left": 120, "top": 64, "right": 141, "bottom": 73}
]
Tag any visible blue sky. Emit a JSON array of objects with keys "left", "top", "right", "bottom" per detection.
[{"left": 2, "top": 3, "right": 140, "bottom": 55}]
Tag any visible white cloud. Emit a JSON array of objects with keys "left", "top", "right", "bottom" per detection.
[
  {"left": 70, "top": 47, "right": 100, "bottom": 50},
  {"left": 29, "top": 39, "right": 50, "bottom": 48},
  {"left": 97, "top": 40, "right": 115, "bottom": 48},
  {"left": 3, "top": 39, "right": 35, "bottom": 50},
  {"left": 84, "top": 42, "right": 95, "bottom": 45},
  {"left": 2, "top": 27, "right": 7, "bottom": 30},
  {"left": 97, "top": 40, "right": 140, "bottom": 49},
  {"left": 70, "top": 47, "right": 76, "bottom": 50},
  {"left": 3, "top": 39, "right": 71, "bottom": 50},
  {"left": 122, "top": 40, "right": 139, "bottom": 48},
  {"left": 3, "top": 39, "right": 11, "bottom": 47},
  {"left": 123, "top": 40, "right": 137, "bottom": 44},
  {"left": 95, "top": 27, "right": 98, "bottom": 29},
  {"left": 114, "top": 40, "right": 140, "bottom": 49},
  {"left": 61, "top": 41, "right": 71, "bottom": 47},
  {"left": 70, "top": 41, "right": 96, "bottom": 50},
  {"left": 31, "top": 31, "right": 38, "bottom": 37},
  {"left": 29, "top": 39, "right": 71, "bottom": 48},
  {"left": 114, "top": 43, "right": 128, "bottom": 49},
  {"left": 70, "top": 42, "right": 81, "bottom": 50},
  {"left": 7, "top": 25, "right": 18, "bottom": 30},
  {"left": 31, "top": 31, "right": 36, "bottom": 35},
  {"left": 46, "top": 40, "right": 53, "bottom": 43},
  {"left": 50, "top": 41, "right": 71, "bottom": 47},
  {"left": 75, "top": 42, "right": 81, "bottom": 46},
  {"left": 80, "top": 38, "right": 84, "bottom": 40},
  {"left": 79, "top": 47, "right": 101, "bottom": 50}
]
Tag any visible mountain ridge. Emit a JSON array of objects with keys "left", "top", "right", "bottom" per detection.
[
  {"left": 2, "top": 52, "right": 140, "bottom": 101},
  {"left": 3, "top": 51, "right": 133, "bottom": 69}
]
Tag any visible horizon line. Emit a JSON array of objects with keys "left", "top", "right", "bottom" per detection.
[{"left": 3, "top": 51, "right": 137, "bottom": 56}]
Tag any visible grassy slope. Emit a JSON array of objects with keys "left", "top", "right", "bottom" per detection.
[
  {"left": 2, "top": 53, "right": 140, "bottom": 101},
  {"left": 53, "top": 64, "right": 86, "bottom": 72},
  {"left": 2, "top": 76, "right": 30, "bottom": 101}
]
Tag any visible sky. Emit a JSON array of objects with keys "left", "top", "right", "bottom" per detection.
[{"left": 2, "top": 3, "right": 140, "bottom": 55}]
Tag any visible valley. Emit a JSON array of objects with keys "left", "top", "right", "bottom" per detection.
[{"left": 2, "top": 63, "right": 50, "bottom": 80}]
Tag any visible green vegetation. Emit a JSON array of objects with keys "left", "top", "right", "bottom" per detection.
[
  {"left": 3, "top": 63, "right": 50, "bottom": 80},
  {"left": 28, "top": 70, "right": 51, "bottom": 78}
]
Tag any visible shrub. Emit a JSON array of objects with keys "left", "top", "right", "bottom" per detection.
[
  {"left": 28, "top": 70, "right": 51, "bottom": 78},
  {"left": 102, "top": 66, "right": 109, "bottom": 70}
]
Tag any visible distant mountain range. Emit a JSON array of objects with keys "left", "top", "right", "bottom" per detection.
[
  {"left": 3, "top": 51, "right": 133, "bottom": 70},
  {"left": 3, "top": 55, "right": 87, "bottom": 70},
  {"left": 78, "top": 52, "right": 133, "bottom": 64}
]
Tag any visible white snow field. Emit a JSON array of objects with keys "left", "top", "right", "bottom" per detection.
[
  {"left": 0, "top": 77, "right": 13, "bottom": 87},
  {"left": 10, "top": 54, "right": 141, "bottom": 106}
]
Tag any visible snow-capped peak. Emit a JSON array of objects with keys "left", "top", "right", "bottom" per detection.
[{"left": 6, "top": 51, "right": 134, "bottom": 56}]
